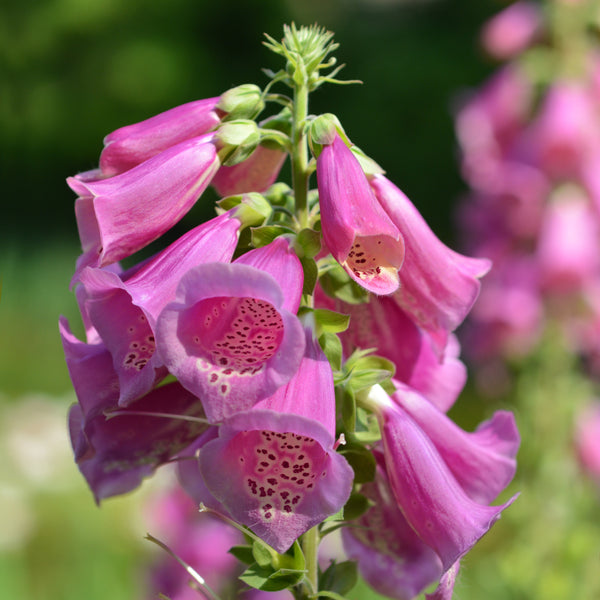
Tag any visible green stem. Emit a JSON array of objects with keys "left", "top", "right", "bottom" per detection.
[
  {"left": 301, "top": 525, "right": 320, "bottom": 597},
  {"left": 291, "top": 79, "right": 310, "bottom": 230}
]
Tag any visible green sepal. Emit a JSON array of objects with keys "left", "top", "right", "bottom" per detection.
[
  {"left": 344, "top": 354, "right": 396, "bottom": 394},
  {"left": 339, "top": 444, "right": 376, "bottom": 483},
  {"left": 319, "top": 261, "right": 370, "bottom": 305},
  {"left": 342, "top": 492, "right": 373, "bottom": 521},
  {"left": 350, "top": 407, "right": 381, "bottom": 445},
  {"left": 252, "top": 540, "right": 274, "bottom": 569},
  {"left": 319, "top": 332, "right": 343, "bottom": 372},
  {"left": 217, "top": 192, "right": 273, "bottom": 228},
  {"left": 300, "top": 256, "right": 319, "bottom": 296},
  {"left": 295, "top": 228, "right": 322, "bottom": 258},
  {"left": 229, "top": 544, "right": 255, "bottom": 565},
  {"left": 320, "top": 560, "right": 358, "bottom": 597},
  {"left": 309, "top": 113, "right": 351, "bottom": 158},
  {"left": 250, "top": 225, "right": 295, "bottom": 248},
  {"left": 218, "top": 84, "right": 265, "bottom": 120},
  {"left": 350, "top": 146, "right": 385, "bottom": 176}
]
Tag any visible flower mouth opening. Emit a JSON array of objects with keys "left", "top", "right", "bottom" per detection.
[
  {"left": 233, "top": 430, "right": 327, "bottom": 521},
  {"left": 183, "top": 296, "right": 285, "bottom": 374}
]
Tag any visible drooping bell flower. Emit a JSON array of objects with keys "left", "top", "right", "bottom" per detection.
[
  {"left": 342, "top": 457, "right": 444, "bottom": 600},
  {"left": 370, "top": 174, "right": 491, "bottom": 349},
  {"left": 188, "top": 327, "right": 353, "bottom": 553},
  {"left": 98, "top": 97, "right": 221, "bottom": 177},
  {"left": 455, "top": 65, "right": 533, "bottom": 192},
  {"left": 68, "top": 134, "right": 220, "bottom": 275},
  {"left": 523, "top": 81, "right": 600, "bottom": 180},
  {"left": 211, "top": 143, "right": 287, "bottom": 197},
  {"left": 156, "top": 240, "right": 306, "bottom": 423},
  {"left": 367, "top": 385, "right": 518, "bottom": 571},
  {"left": 536, "top": 185, "right": 600, "bottom": 294},
  {"left": 391, "top": 381, "right": 520, "bottom": 504},
  {"left": 60, "top": 317, "right": 208, "bottom": 502},
  {"left": 315, "top": 289, "right": 466, "bottom": 412},
  {"left": 480, "top": 1, "right": 542, "bottom": 61},
  {"left": 316, "top": 135, "right": 405, "bottom": 295},
  {"left": 76, "top": 212, "right": 241, "bottom": 406}
]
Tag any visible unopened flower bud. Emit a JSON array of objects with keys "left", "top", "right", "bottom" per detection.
[
  {"left": 216, "top": 120, "right": 261, "bottom": 166},
  {"left": 217, "top": 84, "right": 264, "bottom": 120}
]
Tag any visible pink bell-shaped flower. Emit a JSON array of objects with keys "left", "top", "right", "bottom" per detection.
[
  {"left": 193, "top": 327, "right": 353, "bottom": 553},
  {"left": 370, "top": 174, "right": 491, "bottom": 349},
  {"left": 316, "top": 135, "right": 405, "bottom": 294},
  {"left": 99, "top": 97, "right": 221, "bottom": 177},
  {"left": 315, "top": 289, "right": 466, "bottom": 412},
  {"left": 156, "top": 239, "right": 306, "bottom": 422},
  {"left": 342, "top": 456, "right": 444, "bottom": 600},
  {"left": 536, "top": 185, "right": 600, "bottom": 294},
  {"left": 75, "top": 212, "right": 241, "bottom": 406},
  {"left": 391, "top": 381, "right": 520, "bottom": 505},
  {"left": 480, "top": 1, "right": 542, "bottom": 60},
  {"left": 68, "top": 134, "right": 220, "bottom": 274},
  {"left": 211, "top": 144, "right": 287, "bottom": 196},
  {"left": 61, "top": 317, "right": 207, "bottom": 502},
  {"left": 368, "top": 384, "right": 518, "bottom": 571}
]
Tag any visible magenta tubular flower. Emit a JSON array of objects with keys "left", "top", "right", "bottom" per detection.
[
  {"left": 61, "top": 317, "right": 208, "bottom": 502},
  {"left": 99, "top": 97, "right": 221, "bottom": 177},
  {"left": 391, "top": 381, "right": 520, "bottom": 504},
  {"left": 156, "top": 250, "right": 305, "bottom": 423},
  {"left": 194, "top": 328, "right": 353, "bottom": 553},
  {"left": 480, "top": 1, "right": 542, "bottom": 60},
  {"left": 315, "top": 289, "right": 466, "bottom": 412},
  {"left": 342, "top": 459, "right": 444, "bottom": 600},
  {"left": 68, "top": 134, "right": 220, "bottom": 275},
  {"left": 536, "top": 186, "right": 600, "bottom": 294},
  {"left": 316, "top": 135, "right": 405, "bottom": 294},
  {"left": 211, "top": 144, "right": 287, "bottom": 196},
  {"left": 370, "top": 174, "right": 490, "bottom": 348},
  {"left": 368, "top": 385, "right": 517, "bottom": 571},
  {"left": 525, "top": 81, "right": 600, "bottom": 180},
  {"left": 76, "top": 212, "right": 240, "bottom": 406}
]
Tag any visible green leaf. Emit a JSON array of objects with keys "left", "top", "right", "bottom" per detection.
[
  {"left": 324, "top": 506, "right": 344, "bottom": 522},
  {"left": 339, "top": 444, "right": 376, "bottom": 483},
  {"left": 319, "top": 332, "right": 343, "bottom": 371},
  {"left": 313, "top": 309, "right": 350, "bottom": 334},
  {"left": 250, "top": 225, "right": 294, "bottom": 248},
  {"left": 300, "top": 256, "right": 319, "bottom": 296},
  {"left": 337, "top": 387, "right": 356, "bottom": 432},
  {"left": 229, "top": 545, "right": 255, "bottom": 565},
  {"left": 342, "top": 492, "right": 373, "bottom": 520},
  {"left": 314, "top": 590, "right": 351, "bottom": 600},
  {"left": 320, "top": 560, "right": 358, "bottom": 596},
  {"left": 239, "top": 563, "right": 305, "bottom": 592}
]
